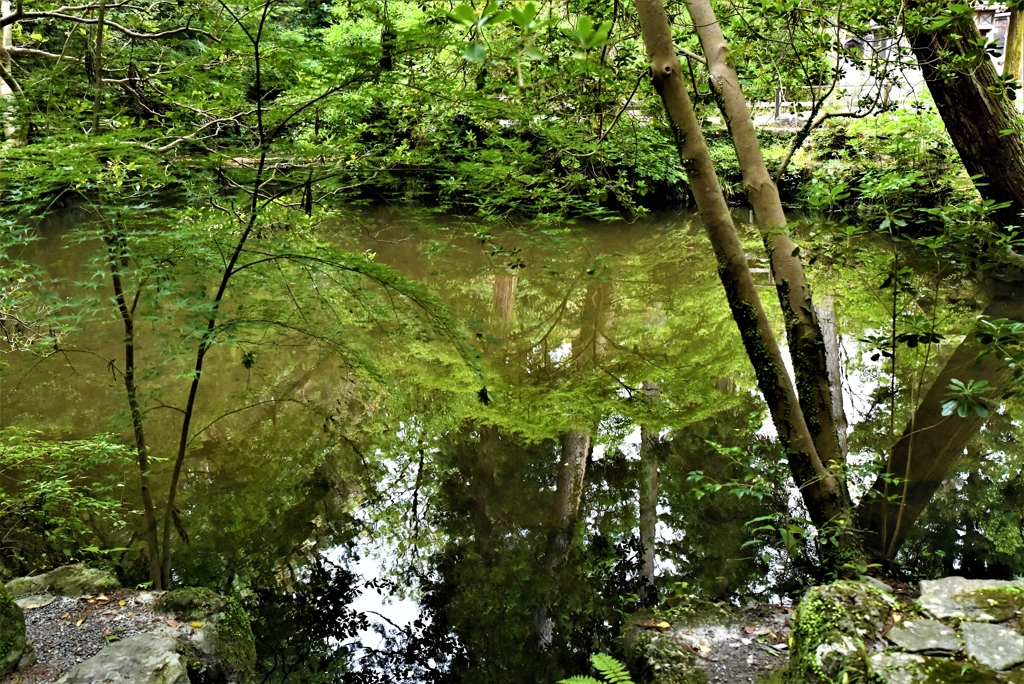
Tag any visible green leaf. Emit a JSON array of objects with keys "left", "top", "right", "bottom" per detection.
[
  {"left": 463, "top": 42, "right": 487, "bottom": 62},
  {"left": 446, "top": 4, "right": 477, "bottom": 26}
]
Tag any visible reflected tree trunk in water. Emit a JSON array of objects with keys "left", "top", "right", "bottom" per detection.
[
  {"left": 856, "top": 285, "right": 1024, "bottom": 559},
  {"left": 639, "top": 382, "right": 660, "bottom": 605},
  {"left": 491, "top": 273, "right": 517, "bottom": 338},
  {"left": 815, "top": 297, "right": 849, "bottom": 459},
  {"left": 535, "top": 277, "right": 610, "bottom": 647}
]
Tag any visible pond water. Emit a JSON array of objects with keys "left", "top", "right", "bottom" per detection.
[{"left": 1, "top": 206, "right": 1018, "bottom": 682}]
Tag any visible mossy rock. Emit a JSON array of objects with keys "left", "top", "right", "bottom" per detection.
[
  {"left": 0, "top": 583, "right": 29, "bottom": 677},
  {"left": 5, "top": 564, "right": 120, "bottom": 598},
  {"left": 155, "top": 588, "right": 256, "bottom": 682},
  {"left": 784, "top": 580, "right": 896, "bottom": 683},
  {"left": 870, "top": 652, "right": 1024, "bottom": 683}
]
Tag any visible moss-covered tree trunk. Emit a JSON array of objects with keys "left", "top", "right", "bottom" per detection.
[
  {"left": 907, "top": 7, "right": 1024, "bottom": 228},
  {"left": 683, "top": 0, "right": 848, "bottom": 499},
  {"left": 633, "top": 0, "right": 847, "bottom": 531}
]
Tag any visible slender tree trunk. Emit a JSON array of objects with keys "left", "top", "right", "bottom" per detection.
[
  {"left": 92, "top": 0, "right": 106, "bottom": 134},
  {"left": 633, "top": 0, "right": 846, "bottom": 529},
  {"left": 106, "top": 236, "right": 162, "bottom": 589},
  {"left": 159, "top": 152, "right": 267, "bottom": 587},
  {"left": 907, "top": 7, "right": 1024, "bottom": 228},
  {"left": 0, "top": 0, "right": 23, "bottom": 145},
  {"left": 1005, "top": 9, "right": 1023, "bottom": 87},
  {"left": 683, "top": 0, "right": 848, "bottom": 496},
  {"left": 855, "top": 286, "right": 1024, "bottom": 559}
]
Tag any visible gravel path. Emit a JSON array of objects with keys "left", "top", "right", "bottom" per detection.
[
  {"left": 669, "top": 605, "right": 793, "bottom": 683},
  {"left": 3, "top": 589, "right": 188, "bottom": 684}
]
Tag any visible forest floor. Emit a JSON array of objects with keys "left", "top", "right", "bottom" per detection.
[
  {"left": 4, "top": 589, "right": 197, "bottom": 684},
  {"left": 672, "top": 604, "right": 793, "bottom": 682}
]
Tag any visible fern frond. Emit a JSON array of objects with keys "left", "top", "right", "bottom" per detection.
[
  {"left": 557, "top": 677, "right": 602, "bottom": 684},
  {"left": 590, "top": 653, "right": 634, "bottom": 684}
]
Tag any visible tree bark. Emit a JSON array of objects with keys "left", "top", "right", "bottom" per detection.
[
  {"left": 105, "top": 235, "right": 162, "bottom": 589},
  {"left": 491, "top": 273, "right": 517, "bottom": 337},
  {"left": 683, "top": 0, "right": 848, "bottom": 497},
  {"left": 855, "top": 286, "right": 1024, "bottom": 559},
  {"left": 908, "top": 7, "right": 1024, "bottom": 229},
  {"left": 633, "top": 0, "right": 847, "bottom": 529}
]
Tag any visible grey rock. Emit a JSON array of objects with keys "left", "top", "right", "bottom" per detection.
[
  {"left": 886, "top": 619, "right": 960, "bottom": 653},
  {"left": 860, "top": 576, "right": 894, "bottom": 594},
  {"left": 55, "top": 634, "right": 189, "bottom": 684},
  {"left": 869, "top": 652, "right": 930, "bottom": 684},
  {"left": 919, "top": 576, "right": 1024, "bottom": 622},
  {"left": 6, "top": 564, "right": 120, "bottom": 598},
  {"left": 15, "top": 593, "right": 56, "bottom": 609},
  {"left": 962, "top": 622, "right": 1024, "bottom": 671}
]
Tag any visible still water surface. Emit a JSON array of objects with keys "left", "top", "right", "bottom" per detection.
[{"left": 1, "top": 207, "right": 1008, "bottom": 682}]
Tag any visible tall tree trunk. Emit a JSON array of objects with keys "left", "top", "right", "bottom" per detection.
[
  {"left": 683, "top": 0, "right": 847, "bottom": 494},
  {"left": 1005, "top": 9, "right": 1023, "bottom": 87},
  {"left": 106, "top": 236, "right": 162, "bottom": 589},
  {"left": 855, "top": 285, "right": 1024, "bottom": 559},
  {"left": 907, "top": 7, "right": 1024, "bottom": 229},
  {"left": 633, "top": 0, "right": 847, "bottom": 530},
  {"left": 0, "top": 0, "right": 23, "bottom": 145}
]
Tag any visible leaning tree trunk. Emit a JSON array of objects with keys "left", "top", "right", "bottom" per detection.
[
  {"left": 856, "top": 284, "right": 1024, "bottom": 559},
  {"left": 683, "top": 0, "right": 848, "bottom": 494},
  {"left": 908, "top": 7, "right": 1024, "bottom": 228},
  {"left": 633, "top": 0, "right": 847, "bottom": 529}
]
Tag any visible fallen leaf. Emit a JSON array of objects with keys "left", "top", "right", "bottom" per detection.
[
  {"left": 60, "top": 612, "right": 70, "bottom": 619},
  {"left": 25, "top": 604, "right": 40, "bottom": 610},
  {"left": 96, "top": 595, "right": 109, "bottom": 601},
  {"left": 189, "top": 621, "right": 203, "bottom": 629},
  {"left": 698, "top": 644, "right": 711, "bottom": 654},
  {"left": 118, "top": 600, "right": 127, "bottom": 607},
  {"left": 165, "top": 618, "right": 181, "bottom": 628},
  {"left": 893, "top": 613, "right": 903, "bottom": 623},
  {"left": 76, "top": 618, "right": 85, "bottom": 627}
]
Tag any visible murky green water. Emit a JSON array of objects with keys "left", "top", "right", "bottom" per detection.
[{"left": 1, "top": 207, "right": 1017, "bottom": 682}]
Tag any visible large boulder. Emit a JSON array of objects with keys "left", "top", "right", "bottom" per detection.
[
  {"left": 0, "top": 583, "right": 33, "bottom": 677},
  {"left": 6, "top": 564, "right": 120, "bottom": 598},
  {"left": 154, "top": 587, "right": 256, "bottom": 682},
  {"left": 784, "top": 579, "right": 895, "bottom": 683},
  {"left": 55, "top": 633, "right": 189, "bottom": 684}
]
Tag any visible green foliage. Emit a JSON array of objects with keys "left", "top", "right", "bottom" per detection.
[
  {"left": 559, "top": 653, "right": 635, "bottom": 684},
  {"left": 0, "top": 428, "right": 132, "bottom": 576}
]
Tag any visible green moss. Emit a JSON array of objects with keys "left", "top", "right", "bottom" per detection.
[
  {"left": 0, "top": 584, "right": 27, "bottom": 677},
  {"left": 155, "top": 588, "right": 255, "bottom": 680},
  {"left": 952, "top": 586, "right": 1024, "bottom": 622},
  {"left": 784, "top": 581, "right": 894, "bottom": 684},
  {"left": 920, "top": 659, "right": 1008, "bottom": 683}
]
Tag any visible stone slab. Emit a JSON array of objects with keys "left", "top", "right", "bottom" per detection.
[
  {"left": 15, "top": 593, "right": 55, "bottom": 610},
  {"left": 919, "top": 576, "right": 1024, "bottom": 622},
  {"left": 887, "top": 619, "right": 960, "bottom": 653},
  {"left": 870, "top": 652, "right": 930, "bottom": 684},
  {"left": 55, "top": 634, "right": 188, "bottom": 684},
  {"left": 962, "top": 622, "right": 1024, "bottom": 671}
]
